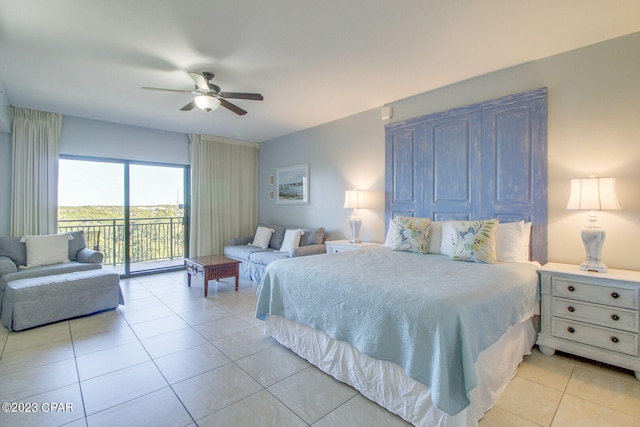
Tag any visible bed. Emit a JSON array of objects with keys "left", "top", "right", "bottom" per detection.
[{"left": 256, "top": 89, "right": 548, "bottom": 426}]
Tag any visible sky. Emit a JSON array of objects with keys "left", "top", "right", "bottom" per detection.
[{"left": 58, "top": 159, "right": 185, "bottom": 206}]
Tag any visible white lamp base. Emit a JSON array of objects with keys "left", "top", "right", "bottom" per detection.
[{"left": 581, "top": 226, "right": 607, "bottom": 273}]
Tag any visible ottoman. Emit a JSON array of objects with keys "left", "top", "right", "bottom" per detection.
[{"left": 1, "top": 269, "right": 124, "bottom": 331}]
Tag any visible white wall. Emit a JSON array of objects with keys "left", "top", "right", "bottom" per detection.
[
  {"left": 258, "top": 109, "right": 386, "bottom": 243},
  {"left": 259, "top": 32, "right": 640, "bottom": 271},
  {"left": 61, "top": 116, "right": 189, "bottom": 164},
  {"left": 538, "top": 33, "right": 640, "bottom": 271}
]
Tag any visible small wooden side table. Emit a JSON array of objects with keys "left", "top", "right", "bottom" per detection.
[{"left": 185, "top": 255, "right": 241, "bottom": 297}]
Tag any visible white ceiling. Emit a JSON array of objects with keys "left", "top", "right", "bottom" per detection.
[{"left": 0, "top": 1, "right": 639, "bottom": 142}]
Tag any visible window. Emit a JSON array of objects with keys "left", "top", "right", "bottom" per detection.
[{"left": 58, "top": 157, "right": 189, "bottom": 276}]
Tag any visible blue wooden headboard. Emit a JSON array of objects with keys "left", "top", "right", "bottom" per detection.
[{"left": 385, "top": 88, "right": 548, "bottom": 263}]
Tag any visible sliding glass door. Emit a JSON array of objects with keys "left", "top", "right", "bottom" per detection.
[
  {"left": 58, "top": 157, "right": 189, "bottom": 276},
  {"left": 128, "top": 164, "right": 187, "bottom": 273}
]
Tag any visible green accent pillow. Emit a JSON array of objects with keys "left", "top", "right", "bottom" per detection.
[
  {"left": 393, "top": 216, "right": 431, "bottom": 254},
  {"left": 449, "top": 219, "right": 498, "bottom": 264}
]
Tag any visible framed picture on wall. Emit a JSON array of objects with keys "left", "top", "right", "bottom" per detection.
[{"left": 276, "top": 163, "right": 309, "bottom": 205}]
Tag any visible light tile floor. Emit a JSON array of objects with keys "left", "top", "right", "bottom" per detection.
[{"left": 1, "top": 271, "right": 639, "bottom": 426}]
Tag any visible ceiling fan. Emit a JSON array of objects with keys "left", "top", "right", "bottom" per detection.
[{"left": 142, "top": 71, "right": 263, "bottom": 115}]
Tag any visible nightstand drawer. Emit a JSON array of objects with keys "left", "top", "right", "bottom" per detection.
[
  {"left": 551, "top": 297, "right": 639, "bottom": 332},
  {"left": 552, "top": 278, "right": 638, "bottom": 309},
  {"left": 552, "top": 317, "right": 638, "bottom": 356}
]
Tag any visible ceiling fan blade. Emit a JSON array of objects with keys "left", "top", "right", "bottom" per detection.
[
  {"left": 220, "top": 99, "right": 247, "bottom": 115},
  {"left": 142, "top": 87, "right": 193, "bottom": 94},
  {"left": 220, "top": 92, "right": 264, "bottom": 101},
  {"left": 188, "top": 72, "right": 210, "bottom": 91},
  {"left": 180, "top": 101, "right": 196, "bottom": 111}
]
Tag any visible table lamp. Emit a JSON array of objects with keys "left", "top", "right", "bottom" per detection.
[
  {"left": 344, "top": 190, "right": 365, "bottom": 243},
  {"left": 566, "top": 175, "right": 620, "bottom": 272}
]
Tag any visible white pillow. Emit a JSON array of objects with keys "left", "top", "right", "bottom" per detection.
[
  {"left": 440, "top": 222, "right": 457, "bottom": 256},
  {"left": 496, "top": 221, "right": 532, "bottom": 262},
  {"left": 522, "top": 222, "right": 532, "bottom": 260},
  {"left": 280, "top": 229, "right": 305, "bottom": 253},
  {"left": 22, "top": 234, "right": 71, "bottom": 268},
  {"left": 249, "top": 226, "right": 275, "bottom": 249},
  {"left": 496, "top": 221, "right": 524, "bottom": 262},
  {"left": 384, "top": 219, "right": 398, "bottom": 248},
  {"left": 427, "top": 221, "right": 443, "bottom": 254}
]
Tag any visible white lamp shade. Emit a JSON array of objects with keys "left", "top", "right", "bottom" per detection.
[
  {"left": 566, "top": 177, "right": 620, "bottom": 211},
  {"left": 344, "top": 190, "right": 365, "bottom": 209},
  {"left": 194, "top": 95, "right": 221, "bottom": 111}
]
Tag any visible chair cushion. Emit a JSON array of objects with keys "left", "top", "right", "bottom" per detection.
[
  {"left": 300, "top": 227, "right": 325, "bottom": 246},
  {"left": 67, "top": 230, "right": 87, "bottom": 261},
  {"left": 0, "top": 236, "right": 27, "bottom": 267},
  {"left": 261, "top": 224, "right": 286, "bottom": 250}
]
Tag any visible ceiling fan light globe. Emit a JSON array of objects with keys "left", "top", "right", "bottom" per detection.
[{"left": 194, "top": 95, "right": 220, "bottom": 111}]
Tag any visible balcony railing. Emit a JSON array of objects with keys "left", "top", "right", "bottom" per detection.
[{"left": 58, "top": 217, "right": 185, "bottom": 267}]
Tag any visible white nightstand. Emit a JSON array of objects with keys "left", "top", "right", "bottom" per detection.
[
  {"left": 537, "top": 262, "right": 640, "bottom": 381},
  {"left": 325, "top": 240, "right": 380, "bottom": 253}
]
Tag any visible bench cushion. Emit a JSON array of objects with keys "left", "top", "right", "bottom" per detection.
[{"left": 2, "top": 269, "right": 123, "bottom": 331}]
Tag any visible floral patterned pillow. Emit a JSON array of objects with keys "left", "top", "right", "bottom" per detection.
[
  {"left": 449, "top": 219, "right": 499, "bottom": 264},
  {"left": 393, "top": 216, "right": 431, "bottom": 254}
]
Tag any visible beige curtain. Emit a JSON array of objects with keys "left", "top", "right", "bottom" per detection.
[
  {"left": 189, "top": 134, "right": 258, "bottom": 256},
  {"left": 10, "top": 107, "right": 62, "bottom": 236}
]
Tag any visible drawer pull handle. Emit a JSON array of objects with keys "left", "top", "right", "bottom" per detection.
[
  {"left": 567, "top": 327, "right": 575, "bottom": 333},
  {"left": 611, "top": 314, "right": 620, "bottom": 321},
  {"left": 611, "top": 292, "right": 620, "bottom": 299},
  {"left": 567, "top": 306, "right": 575, "bottom": 312},
  {"left": 567, "top": 285, "right": 575, "bottom": 292},
  {"left": 611, "top": 336, "right": 619, "bottom": 343}
]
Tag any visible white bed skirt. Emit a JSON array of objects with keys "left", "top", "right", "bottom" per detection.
[{"left": 265, "top": 313, "right": 537, "bottom": 427}]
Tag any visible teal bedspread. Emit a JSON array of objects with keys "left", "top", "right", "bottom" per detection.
[{"left": 256, "top": 246, "right": 538, "bottom": 415}]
